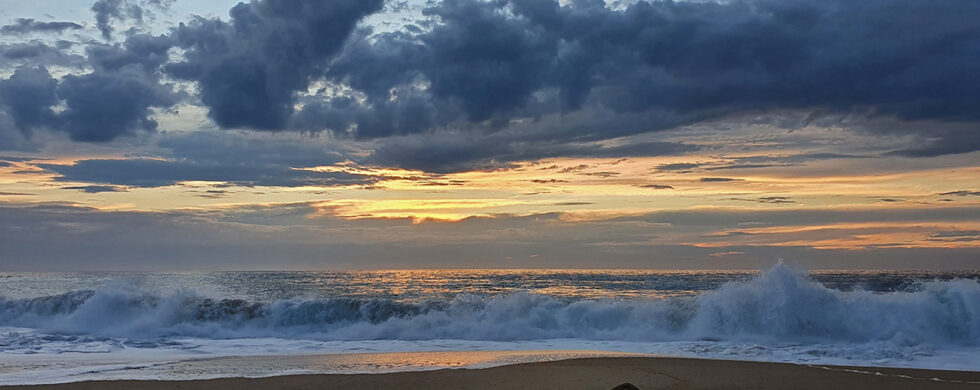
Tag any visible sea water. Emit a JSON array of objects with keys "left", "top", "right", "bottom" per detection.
[{"left": 1, "top": 264, "right": 978, "bottom": 384}]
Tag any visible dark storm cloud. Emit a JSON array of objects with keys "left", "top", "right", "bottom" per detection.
[
  {"left": 5, "top": 0, "right": 980, "bottom": 171},
  {"left": 0, "top": 33, "right": 178, "bottom": 142},
  {"left": 56, "top": 69, "right": 177, "bottom": 142},
  {"left": 0, "top": 114, "right": 36, "bottom": 151},
  {"left": 55, "top": 33, "right": 180, "bottom": 142},
  {"left": 165, "top": 0, "right": 384, "bottom": 130},
  {"left": 86, "top": 34, "right": 175, "bottom": 72},
  {"left": 0, "top": 19, "right": 83, "bottom": 35},
  {"left": 301, "top": 0, "right": 980, "bottom": 143},
  {"left": 411, "top": 0, "right": 554, "bottom": 121},
  {"left": 0, "top": 65, "right": 55, "bottom": 149},
  {"left": 0, "top": 66, "right": 59, "bottom": 136},
  {"left": 37, "top": 132, "right": 371, "bottom": 188}
]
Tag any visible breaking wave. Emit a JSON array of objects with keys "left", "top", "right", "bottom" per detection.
[{"left": 1, "top": 264, "right": 978, "bottom": 347}]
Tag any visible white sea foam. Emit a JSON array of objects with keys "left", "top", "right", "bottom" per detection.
[{"left": 0, "top": 263, "right": 978, "bottom": 383}]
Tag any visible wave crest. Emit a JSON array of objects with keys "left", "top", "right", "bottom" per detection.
[{"left": 1, "top": 264, "right": 978, "bottom": 347}]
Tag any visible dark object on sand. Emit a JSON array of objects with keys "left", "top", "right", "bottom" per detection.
[{"left": 610, "top": 383, "right": 640, "bottom": 390}]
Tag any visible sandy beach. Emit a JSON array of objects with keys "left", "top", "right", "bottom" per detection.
[{"left": 4, "top": 357, "right": 979, "bottom": 390}]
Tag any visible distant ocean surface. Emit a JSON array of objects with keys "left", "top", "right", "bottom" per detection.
[{"left": 1, "top": 264, "right": 979, "bottom": 384}]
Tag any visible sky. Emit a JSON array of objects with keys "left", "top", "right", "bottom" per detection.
[{"left": 0, "top": 0, "right": 978, "bottom": 271}]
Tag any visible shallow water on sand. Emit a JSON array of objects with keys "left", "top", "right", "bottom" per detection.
[{"left": 0, "top": 350, "right": 648, "bottom": 385}]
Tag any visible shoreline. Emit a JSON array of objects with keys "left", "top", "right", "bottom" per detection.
[{"left": 4, "top": 356, "right": 979, "bottom": 390}]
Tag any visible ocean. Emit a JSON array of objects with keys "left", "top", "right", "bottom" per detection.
[{"left": 1, "top": 263, "right": 978, "bottom": 384}]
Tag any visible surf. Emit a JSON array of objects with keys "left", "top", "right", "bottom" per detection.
[{"left": 2, "top": 263, "right": 978, "bottom": 347}]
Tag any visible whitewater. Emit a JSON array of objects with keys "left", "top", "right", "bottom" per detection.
[{"left": 1, "top": 264, "right": 978, "bottom": 384}]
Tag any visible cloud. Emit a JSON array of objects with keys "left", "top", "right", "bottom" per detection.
[
  {"left": 0, "top": 42, "right": 84, "bottom": 67},
  {"left": 365, "top": 125, "right": 699, "bottom": 173},
  {"left": 530, "top": 179, "right": 567, "bottom": 184},
  {"left": 309, "top": 0, "right": 980, "bottom": 140},
  {"left": 0, "top": 114, "right": 37, "bottom": 151},
  {"left": 0, "top": 19, "right": 83, "bottom": 35},
  {"left": 927, "top": 230, "right": 980, "bottom": 243},
  {"left": 724, "top": 196, "right": 796, "bottom": 205},
  {"left": 0, "top": 34, "right": 179, "bottom": 143},
  {"left": 62, "top": 185, "right": 128, "bottom": 193},
  {"left": 0, "top": 66, "right": 59, "bottom": 137},
  {"left": 41, "top": 158, "right": 373, "bottom": 188},
  {"left": 875, "top": 198, "right": 904, "bottom": 203},
  {"left": 939, "top": 190, "right": 980, "bottom": 197},
  {"left": 709, "top": 251, "right": 745, "bottom": 258},
  {"left": 166, "top": 0, "right": 385, "bottom": 130},
  {"left": 2, "top": 0, "right": 980, "bottom": 171},
  {"left": 652, "top": 153, "right": 872, "bottom": 174},
  {"left": 408, "top": 0, "right": 555, "bottom": 121},
  {"left": 285, "top": 0, "right": 980, "bottom": 169},
  {"left": 655, "top": 163, "right": 702, "bottom": 172},
  {"left": 885, "top": 123, "right": 980, "bottom": 158},
  {"left": 56, "top": 69, "right": 177, "bottom": 142},
  {"left": 91, "top": 0, "right": 146, "bottom": 39},
  {"left": 86, "top": 34, "right": 176, "bottom": 72},
  {"left": 0, "top": 156, "right": 44, "bottom": 163},
  {"left": 579, "top": 171, "right": 619, "bottom": 178},
  {"left": 700, "top": 177, "right": 741, "bottom": 182},
  {"left": 622, "top": 206, "right": 980, "bottom": 229},
  {"left": 3, "top": 202, "right": 979, "bottom": 270},
  {"left": 37, "top": 132, "right": 371, "bottom": 188}
]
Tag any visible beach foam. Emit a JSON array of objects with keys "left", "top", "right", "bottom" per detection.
[
  {"left": 1, "top": 263, "right": 978, "bottom": 383},
  {"left": 2, "top": 264, "right": 978, "bottom": 345}
]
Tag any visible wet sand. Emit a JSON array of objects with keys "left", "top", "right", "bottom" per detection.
[{"left": 4, "top": 357, "right": 979, "bottom": 390}]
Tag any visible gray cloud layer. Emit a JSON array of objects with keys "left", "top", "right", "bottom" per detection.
[
  {"left": 3, "top": 202, "right": 978, "bottom": 270},
  {"left": 39, "top": 132, "right": 374, "bottom": 187}
]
